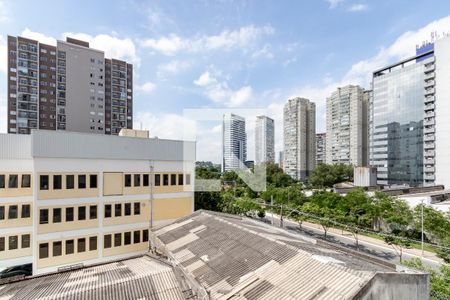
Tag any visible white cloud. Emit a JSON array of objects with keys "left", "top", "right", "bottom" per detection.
[
  {"left": 141, "top": 25, "right": 274, "bottom": 56},
  {"left": 157, "top": 60, "right": 192, "bottom": 76},
  {"left": 0, "top": 1, "right": 10, "bottom": 23},
  {"left": 193, "top": 71, "right": 217, "bottom": 87},
  {"left": 135, "top": 82, "right": 157, "bottom": 93},
  {"left": 326, "top": 0, "right": 345, "bottom": 9},
  {"left": 251, "top": 44, "right": 274, "bottom": 59},
  {"left": 0, "top": 35, "right": 7, "bottom": 74},
  {"left": 229, "top": 86, "right": 253, "bottom": 107},
  {"left": 348, "top": 3, "right": 368, "bottom": 12},
  {"left": 21, "top": 28, "right": 57, "bottom": 46}
]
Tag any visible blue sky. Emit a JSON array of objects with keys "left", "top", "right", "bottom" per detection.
[{"left": 1, "top": 0, "right": 450, "bottom": 163}]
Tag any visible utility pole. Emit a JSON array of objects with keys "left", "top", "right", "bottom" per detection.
[
  {"left": 270, "top": 195, "right": 274, "bottom": 225},
  {"left": 280, "top": 204, "right": 283, "bottom": 228}
]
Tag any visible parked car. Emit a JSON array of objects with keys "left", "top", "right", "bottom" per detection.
[{"left": 0, "top": 264, "right": 32, "bottom": 279}]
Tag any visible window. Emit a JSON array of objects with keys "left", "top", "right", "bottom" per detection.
[
  {"left": 90, "top": 205, "right": 97, "bottom": 219},
  {"left": 124, "top": 232, "right": 131, "bottom": 245},
  {"left": 186, "top": 174, "right": 191, "bottom": 185},
  {"left": 171, "top": 174, "right": 177, "bottom": 185},
  {"left": 8, "top": 205, "right": 18, "bottom": 219},
  {"left": 21, "top": 204, "right": 30, "bottom": 218},
  {"left": 134, "top": 231, "right": 140, "bottom": 244},
  {"left": 178, "top": 174, "right": 184, "bottom": 185},
  {"left": 143, "top": 230, "right": 149, "bottom": 242},
  {"left": 0, "top": 206, "right": 4, "bottom": 220},
  {"left": 78, "top": 206, "right": 86, "bottom": 220},
  {"left": 78, "top": 238, "right": 86, "bottom": 253},
  {"left": 134, "top": 174, "right": 141, "bottom": 187},
  {"left": 163, "top": 174, "right": 169, "bottom": 186},
  {"left": 143, "top": 174, "right": 149, "bottom": 187},
  {"left": 89, "top": 236, "right": 97, "bottom": 251},
  {"left": 8, "top": 175, "right": 18, "bottom": 188},
  {"left": 104, "top": 234, "right": 112, "bottom": 248},
  {"left": 40, "top": 175, "right": 49, "bottom": 190},
  {"left": 155, "top": 174, "right": 161, "bottom": 186},
  {"left": 0, "top": 237, "right": 4, "bottom": 251},
  {"left": 39, "top": 243, "right": 49, "bottom": 259},
  {"left": 21, "top": 234, "right": 30, "bottom": 248},
  {"left": 66, "top": 175, "right": 74, "bottom": 189},
  {"left": 90, "top": 174, "right": 97, "bottom": 188},
  {"left": 124, "top": 174, "right": 131, "bottom": 187},
  {"left": 134, "top": 202, "right": 141, "bottom": 215},
  {"left": 53, "top": 175, "right": 62, "bottom": 190},
  {"left": 21, "top": 174, "right": 31, "bottom": 188},
  {"left": 40, "top": 209, "right": 49, "bottom": 224},
  {"left": 114, "top": 233, "right": 121, "bottom": 247},
  {"left": 124, "top": 203, "right": 131, "bottom": 216},
  {"left": 66, "top": 207, "right": 74, "bottom": 222},
  {"left": 115, "top": 203, "right": 121, "bottom": 217},
  {"left": 53, "top": 241, "right": 62, "bottom": 256},
  {"left": 104, "top": 204, "right": 111, "bottom": 218},
  {"left": 0, "top": 175, "right": 4, "bottom": 188},
  {"left": 66, "top": 240, "right": 74, "bottom": 254},
  {"left": 53, "top": 208, "right": 61, "bottom": 223},
  {"left": 78, "top": 175, "right": 86, "bottom": 189},
  {"left": 9, "top": 236, "right": 18, "bottom": 250}
]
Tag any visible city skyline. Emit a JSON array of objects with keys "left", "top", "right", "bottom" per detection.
[{"left": 1, "top": 1, "right": 450, "bottom": 163}]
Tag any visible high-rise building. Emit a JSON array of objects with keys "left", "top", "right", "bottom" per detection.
[
  {"left": 222, "top": 113, "right": 247, "bottom": 171},
  {"left": 7, "top": 36, "right": 133, "bottom": 135},
  {"left": 255, "top": 116, "right": 275, "bottom": 164},
  {"left": 0, "top": 130, "right": 195, "bottom": 275},
  {"left": 370, "top": 35, "right": 450, "bottom": 187},
  {"left": 316, "top": 133, "right": 326, "bottom": 165},
  {"left": 283, "top": 98, "right": 316, "bottom": 180},
  {"left": 278, "top": 151, "right": 284, "bottom": 169},
  {"left": 326, "top": 85, "right": 368, "bottom": 166}
]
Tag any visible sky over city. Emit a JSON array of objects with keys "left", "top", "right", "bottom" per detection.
[{"left": 1, "top": 0, "right": 450, "bottom": 163}]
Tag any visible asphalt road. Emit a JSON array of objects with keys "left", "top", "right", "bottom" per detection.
[{"left": 264, "top": 214, "right": 442, "bottom": 269}]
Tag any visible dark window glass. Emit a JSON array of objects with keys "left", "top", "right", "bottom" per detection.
[
  {"left": 134, "top": 202, "right": 140, "bottom": 215},
  {"left": 124, "top": 174, "right": 131, "bottom": 187},
  {"left": 104, "top": 234, "right": 112, "bottom": 248},
  {"left": 89, "top": 205, "right": 97, "bottom": 219},
  {"left": 171, "top": 174, "right": 177, "bottom": 185},
  {"left": 90, "top": 174, "right": 97, "bottom": 188},
  {"left": 134, "top": 230, "right": 140, "bottom": 244},
  {"left": 8, "top": 205, "right": 18, "bottom": 219},
  {"left": 163, "top": 174, "right": 169, "bottom": 186},
  {"left": 143, "top": 174, "right": 149, "bottom": 186},
  {"left": 0, "top": 175, "right": 4, "bottom": 188},
  {"left": 78, "top": 206, "right": 86, "bottom": 220},
  {"left": 40, "top": 209, "right": 49, "bottom": 224},
  {"left": 155, "top": 174, "right": 161, "bottom": 186},
  {"left": 143, "top": 230, "right": 149, "bottom": 242},
  {"left": 21, "top": 234, "right": 30, "bottom": 248},
  {"left": 53, "top": 175, "right": 62, "bottom": 190},
  {"left": 124, "top": 203, "right": 131, "bottom": 216},
  {"left": 66, "top": 175, "right": 74, "bottom": 189},
  {"left": 66, "top": 207, "right": 74, "bottom": 222},
  {"left": 40, "top": 175, "right": 49, "bottom": 190},
  {"left": 186, "top": 174, "right": 191, "bottom": 185},
  {"left": 53, "top": 241, "right": 62, "bottom": 256},
  {"left": 78, "top": 175, "right": 86, "bottom": 189},
  {"left": 0, "top": 206, "right": 4, "bottom": 220},
  {"left": 53, "top": 208, "right": 61, "bottom": 223},
  {"left": 115, "top": 203, "right": 121, "bottom": 217},
  {"left": 134, "top": 174, "right": 141, "bottom": 187},
  {"left": 66, "top": 240, "right": 74, "bottom": 254},
  {"left": 9, "top": 236, "right": 18, "bottom": 250},
  {"left": 21, "top": 175, "right": 31, "bottom": 188},
  {"left": 89, "top": 236, "right": 97, "bottom": 251},
  {"left": 124, "top": 232, "right": 131, "bottom": 245},
  {"left": 0, "top": 237, "right": 4, "bottom": 251},
  {"left": 39, "top": 243, "right": 49, "bottom": 259},
  {"left": 21, "top": 204, "right": 30, "bottom": 218},
  {"left": 178, "top": 174, "right": 184, "bottom": 185},
  {"left": 114, "top": 233, "right": 121, "bottom": 247},
  {"left": 104, "top": 204, "right": 111, "bottom": 218},
  {"left": 8, "top": 175, "right": 18, "bottom": 188},
  {"left": 78, "top": 238, "right": 86, "bottom": 252}
]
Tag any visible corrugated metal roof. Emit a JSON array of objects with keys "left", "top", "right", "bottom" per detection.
[
  {"left": 0, "top": 134, "right": 32, "bottom": 159},
  {"left": 0, "top": 256, "right": 185, "bottom": 300}
]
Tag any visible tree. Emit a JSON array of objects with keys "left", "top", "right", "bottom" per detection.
[
  {"left": 308, "top": 163, "right": 354, "bottom": 188},
  {"left": 194, "top": 191, "right": 223, "bottom": 211},
  {"left": 384, "top": 233, "right": 411, "bottom": 263},
  {"left": 436, "top": 237, "right": 450, "bottom": 263},
  {"left": 413, "top": 204, "right": 450, "bottom": 243},
  {"left": 302, "top": 202, "right": 337, "bottom": 238}
]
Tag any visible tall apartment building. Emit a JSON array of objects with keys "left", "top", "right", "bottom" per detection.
[
  {"left": 6, "top": 36, "right": 133, "bottom": 135},
  {"left": 283, "top": 98, "right": 316, "bottom": 180},
  {"left": 370, "top": 34, "right": 450, "bottom": 187},
  {"left": 326, "top": 85, "right": 368, "bottom": 166},
  {"left": 255, "top": 116, "right": 275, "bottom": 164},
  {"left": 222, "top": 113, "right": 247, "bottom": 171},
  {"left": 0, "top": 130, "right": 195, "bottom": 275},
  {"left": 316, "top": 133, "right": 326, "bottom": 165}
]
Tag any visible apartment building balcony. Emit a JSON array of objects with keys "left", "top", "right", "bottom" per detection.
[
  {"left": 425, "top": 111, "right": 435, "bottom": 118},
  {"left": 424, "top": 166, "right": 435, "bottom": 173},
  {"left": 424, "top": 80, "right": 435, "bottom": 88},
  {"left": 425, "top": 150, "right": 435, "bottom": 157},
  {"left": 424, "top": 88, "right": 435, "bottom": 96},
  {"left": 424, "top": 72, "right": 435, "bottom": 80},
  {"left": 424, "top": 174, "right": 435, "bottom": 181},
  {"left": 424, "top": 134, "right": 435, "bottom": 142},
  {"left": 424, "top": 95, "right": 435, "bottom": 103},
  {"left": 424, "top": 118, "right": 435, "bottom": 126},
  {"left": 425, "top": 103, "right": 435, "bottom": 111},
  {"left": 424, "top": 126, "right": 435, "bottom": 134},
  {"left": 424, "top": 64, "right": 435, "bottom": 73},
  {"left": 424, "top": 158, "right": 435, "bottom": 165}
]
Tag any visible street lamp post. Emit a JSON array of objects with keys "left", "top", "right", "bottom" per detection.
[{"left": 421, "top": 199, "right": 424, "bottom": 257}]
